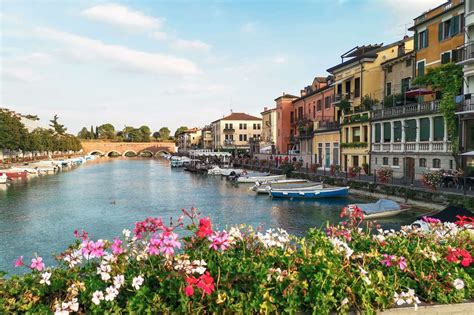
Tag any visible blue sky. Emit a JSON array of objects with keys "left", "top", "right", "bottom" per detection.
[{"left": 1, "top": 0, "right": 441, "bottom": 134}]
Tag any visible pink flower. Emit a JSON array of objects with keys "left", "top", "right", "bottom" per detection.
[
  {"left": 398, "top": 256, "right": 407, "bottom": 270},
  {"left": 208, "top": 230, "right": 230, "bottom": 251},
  {"left": 14, "top": 256, "right": 24, "bottom": 267},
  {"left": 381, "top": 254, "right": 395, "bottom": 267},
  {"left": 197, "top": 217, "right": 213, "bottom": 238},
  {"left": 111, "top": 238, "right": 123, "bottom": 255},
  {"left": 31, "top": 256, "right": 45, "bottom": 271},
  {"left": 422, "top": 216, "right": 441, "bottom": 224},
  {"left": 185, "top": 285, "right": 194, "bottom": 297},
  {"left": 148, "top": 232, "right": 181, "bottom": 256},
  {"left": 81, "top": 239, "right": 105, "bottom": 258}
]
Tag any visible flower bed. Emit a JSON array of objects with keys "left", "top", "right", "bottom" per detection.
[
  {"left": 423, "top": 170, "right": 444, "bottom": 191},
  {"left": 0, "top": 208, "right": 473, "bottom": 314}
]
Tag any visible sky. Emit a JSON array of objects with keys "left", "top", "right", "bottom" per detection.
[{"left": 1, "top": 0, "right": 442, "bottom": 134}]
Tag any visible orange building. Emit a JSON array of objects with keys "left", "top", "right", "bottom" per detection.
[{"left": 275, "top": 93, "right": 298, "bottom": 154}]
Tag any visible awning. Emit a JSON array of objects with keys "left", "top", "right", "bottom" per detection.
[
  {"left": 405, "top": 88, "right": 434, "bottom": 97},
  {"left": 460, "top": 151, "right": 474, "bottom": 156},
  {"left": 259, "top": 146, "right": 272, "bottom": 154}
]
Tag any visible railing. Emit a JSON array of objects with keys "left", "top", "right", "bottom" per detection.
[
  {"left": 223, "top": 128, "right": 235, "bottom": 133},
  {"left": 315, "top": 120, "right": 340, "bottom": 131},
  {"left": 372, "top": 100, "right": 440, "bottom": 119},
  {"left": 333, "top": 93, "right": 353, "bottom": 103},
  {"left": 461, "top": 98, "right": 474, "bottom": 112},
  {"left": 371, "top": 141, "right": 451, "bottom": 152},
  {"left": 456, "top": 42, "right": 474, "bottom": 64}
]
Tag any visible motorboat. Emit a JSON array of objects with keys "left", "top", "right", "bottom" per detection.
[
  {"left": 170, "top": 156, "right": 191, "bottom": 168},
  {"left": 251, "top": 180, "right": 314, "bottom": 194},
  {"left": 350, "top": 199, "right": 411, "bottom": 219},
  {"left": 0, "top": 173, "right": 7, "bottom": 184},
  {"left": 270, "top": 186, "right": 349, "bottom": 199},
  {"left": 1, "top": 169, "right": 28, "bottom": 180},
  {"left": 208, "top": 166, "right": 244, "bottom": 176},
  {"left": 236, "top": 174, "right": 286, "bottom": 184}
]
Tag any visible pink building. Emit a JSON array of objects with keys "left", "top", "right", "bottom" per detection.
[{"left": 275, "top": 93, "right": 298, "bottom": 154}]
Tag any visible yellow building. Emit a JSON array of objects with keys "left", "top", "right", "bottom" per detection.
[
  {"left": 260, "top": 107, "right": 277, "bottom": 153},
  {"left": 177, "top": 128, "right": 202, "bottom": 152},
  {"left": 211, "top": 112, "right": 262, "bottom": 151},
  {"left": 327, "top": 40, "right": 408, "bottom": 171}
]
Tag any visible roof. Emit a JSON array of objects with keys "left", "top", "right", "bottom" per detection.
[
  {"left": 292, "top": 84, "right": 334, "bottom": 103},
  {"left": 274, "top": 94, "right": 298, "bottom": 101},
  {"left": 380, "top": 50, "right": 415, "bottom": 66},
  {"left": 261, "top": 107, "right": 277, "bottom": 115},
  {"left": 313, "top": 76, "right": 327, "bottom": 83},
  {"left": 409, "top": 1, "right": 463, "bottom": 31},
  {"left": 213, "top": 112, "right": 262, "bottom": 123}
]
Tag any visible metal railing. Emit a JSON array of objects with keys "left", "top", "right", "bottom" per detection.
[
  {"left": 456, "top": 42, "right": 474, "bottom": 64},
  {"left": 315, "top": 120, "right": 340, "bottom": 131},
  {"left": 372, "top": 100, "right": 440, "bottom": 119}
]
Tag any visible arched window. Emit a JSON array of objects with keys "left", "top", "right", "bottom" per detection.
[
  {"left": 419, "top": 158, "right": 426, "bottom": 167},
  {"left": 432, "top": 158, "right": 441, "bottom": 169}
]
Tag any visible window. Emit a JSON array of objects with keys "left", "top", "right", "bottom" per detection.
[
  {"left": 375, "top": 123, "right": 381, "bottom": 143},
  {"left": 434, "top": 116, "right": 444, "bottom": 141},
  {"left": 433, "top": 158, "right": 441, "bottom": 169},
  {"left": 257, "top": 124, "right": 261, "bottom": 130},
  {"left": 225, "top": 123, "right": 229, "bottom": 129},
  {"left": 244, "top": 124, "right": 247, "bottom": 130},
  {"left": 244, "top": 135, "right": 247, "bottom": 141},
  {"left": 383, "top": 122, "right": 391, "bottom": 143},
  {"left": 352, "top": 127, "right": 361, "bottom": 142},
  {"left": 386, "top": 82, "right": 392, "bottom": 96},
  {"left": 393, "top": 121, "right": 402, "bottom": 142},
  {"left": 333, "top": 143, "right": 339, "bottom": 165},
  {"left": 393, "top": 157, "right": 399, "bottom": 166},
  {"left": 420, "top": 118, "right": 430, "bottom": 141},
  {"left": 441, "top": 51, "right": 451, "bottom": 64},
  {"left": 417, "top": 61, "right": 425, "bottom": 77},
  {"left": 387, "top": 66, "right": 392, "bottom": 73},
  {"left": 418, "top": 30, "right": 428, "bottom": 49},
  {"left": 229, "top": 123, "right": 233, "bottom": 129},
  {"left": 337, "top": 84, "right": 342, "bottom": 95},
  {"left": 406, "top": 59, "right": 412, "bottom": 67},
  {"left": 439, "top": 15, "right": 460, "bottom": 41},
  {"left": 345, "top": 80, "right": 351, "bottom": 97},
  {"left": 225, "top": 134, "right": 229, "bottom": 140},
  {"left": 383, "top": 157, "right": 389, "bottom": 165},
  {"left": 375, "top": 157, "right": 378, "bottom": 165},
  {"left": 354, "top": 78, "right": 360, "bottom": 98},
  {"left": 298, "top": 107, "right": 303, "bottom": 120},
  {"left": 345, "top": 127, "right": 349, "bottom": 143},
  {"left": 419, "top": 158, "right": 426, "bottom": 167},
  {"left": 290, "top": 112, "right": 294, "bottom": 124},
  {"left": 405, "top": 119, "right": 417, "bottom": 141},
  {"left": 239, "top": 134, "right": 242, "bottom": 141},
  {"left": 253, "top": 123, "right": 256, "bottom": 129},
  {"left": 239, "top": 123, "right": 243, "bottom": 130},
  {"left": 317, "top": 100, "right": 322, "bottom": 111},
  {"left": 364, "top": 126, "right": 368, "bottom": 142},
  {"left": 401, "top": 77, "right": 411, "bottom": 93},
  {"left": 450, "top": 160, "right": 453, "bottom": 170},
  {"left": 325, "top": 96, "right": 331, "bottom": 109}
]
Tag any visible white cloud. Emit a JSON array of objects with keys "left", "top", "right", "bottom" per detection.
[
  {"left": 169, "top": 39, "right": 211, "bottom": 52},
  {"left": 150, "top": 31, "right": 168, "bottom": 40},
  {"left": 273, "top": 56, "right": 286, "bottom": 64},
  {"left": 35, "top": 27, "right": 200, "bottom": 76},
  {"left": 163, "top": 83, "right": 228, "bottom": 95},
  {"left": 241, "top": 22, "right": 256, "bottom": 34},
  {"left": 1, "top": 52, "right": 52, "bottom": 83},
  {"left": 2, "top": 67, "right": 38, "bottom": 82},
  {"left": 9, "top": 52, "right": 52, "bottom": 65},
  {"left": 80, "top": 3, "right": 163, "bottom": 31}
]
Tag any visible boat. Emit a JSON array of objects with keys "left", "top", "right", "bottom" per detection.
[
  {"left": 236, "top": 174, "right": 286, "bottom": 184},
  {"left": 251, "top": 180, "right": 314, "bottom": 194},
  {"left": 1, "top": 170, "right": 28, "bottom": 180},
  {"left": 270, "top": 186, "right": 349, "bottom": 199},
  {"left": 208, "top": 166, "right": 244, "bottom": 176},
  {"left": 350, "top": 199, "right": 411, "bottom": 219},
  {"left": 170, "top": 156, "right": 191, "bottom": 168},
  {"left": 0, "top": 173, "right": 7, "bottom": 184}
]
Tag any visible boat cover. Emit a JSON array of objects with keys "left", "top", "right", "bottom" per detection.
[{"left": 356, "top": 199, "right": 401, "bottom": 214}]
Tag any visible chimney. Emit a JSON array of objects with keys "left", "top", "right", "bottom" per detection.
[
  {"left": 264, "top": 106, "right": 268, "bottom": 111},
  {"left": 300, "top": 90, "right": 306, "bottom": 97},
  {"left": 283, "top": 92, "right": 286, "bottom": 96}
]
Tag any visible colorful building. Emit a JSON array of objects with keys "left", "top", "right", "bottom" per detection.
[
  {"left": 211, "top": 112, "right": 262, "bottom": 152},
  {"left": 177, "top": 128, "right": 202, "bottom": 152},
  {"left": 260, "top": 107, "right": 277, "bottom": 154},
  {"left": 199, "top": 125, "right": 213, "bottom": 150},
  {"left": 275, "top": 93, "right": 298, "bottom": 154},
  {"left": 327, "top": 41, "right": 402, "bottom": 171}
]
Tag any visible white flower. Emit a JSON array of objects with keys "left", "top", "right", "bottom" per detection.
[
  {"left": 100, "top": 272, "right": 111, "bottom": 281},
  {"left": 393, "top": 292, "right": 405, "bottom": 306},
  {"left": 132, "top": 275, "right": 144, "bottom": 290},
  {"left": 228, "top": 227, "right": 243, "bottom": 243},
  {"left": 54, "top": 310, "right": 69, "bottom": 315},
  {"left": 257, "top": 228, "right": 289, "bottom": 249},
  {"left": 113, "top": 275, "right": 125, "bottom": 289},
  {"left": 92, "top": 290, "right": 104, "bottom": 305},
  {"left": 191, "top": 260, "right": 207, "bottom": 275},
  {"left": 123, "top": 229, "right": 131, "bottom": 238},
  {"left": 341, "top": 297, "right": 349, "bottom": 305},
  {"left": 63, "top": 250, "right": 82, "bottom": 268},
  {"left": 40, "top": 272, "right": 51, "bottom": 285},
  {"left": 69, "top": 298, "right": 79, "bottom": 312},
  {"left": 453, "top": 278, "right": 465, "bottom": 290},
  {"left": 394, "top": 289, "right": 420, "bottom": 309},
  {"left": 330, "top": 238, "right": 353, "bottom": 259},
  {"left": 105, "top": 286, "right": 119, "bottom": 301}
]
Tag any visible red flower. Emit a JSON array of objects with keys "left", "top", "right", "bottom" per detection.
[
  {"left": 185, "top": 285, "right": 194, "bottom": 297},
  {"left": 196, "top": 272, "right": 215, "bottom": 296},
  {"left": 446, "top": 248, "right": 473, "bottom": 267},
  {"left": 196, "top": 217, "right": 213, "bottom": 238},
  {"left": 455, "top": 215, "right": 474, "bottom": 227}
]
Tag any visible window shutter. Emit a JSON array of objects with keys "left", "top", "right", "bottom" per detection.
[
  {"left": 375, "top": 124, "right": 381, "bottom": 143},
  {"left": 406, "top": 120, "right": 416, "bottom": 141},
  {"left": 414, "top": 32, "right": 418, "bottom": 50},
  {"left": 425, "top": 29, "right": 429, "bottom": 47},
  {"left": 434, "top": 117, "right": 445, "bottom": 141},
  {"left": 383, "top": 122, "right": 391, "bottom": 142},
  {"left": 438, "top": 23, "right": 443, "bottom": 41},
  {"left": 394, "top": 121, "right": 402, "bottom": 141},
  {"left": 420, "top": 118, "right": 430, "bottom": 141},
  {"left": 453, "top": 15, "right": 460, "bottom": 35}
]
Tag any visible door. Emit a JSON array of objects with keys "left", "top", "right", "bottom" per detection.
[{"left": 406, "top": 157, "right": 415, "bottom": 183}]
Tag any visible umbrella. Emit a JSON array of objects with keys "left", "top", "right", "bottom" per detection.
[
  {"left": 460, "top": 151, "right": 474, "bottom": 156},
  {"left": 405, "top": 88, "right": 434, "bottom": 97}
]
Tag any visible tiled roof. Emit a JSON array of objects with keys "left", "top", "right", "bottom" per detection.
[{"left": 216, "top": 112, "right": 262, "bottom": 122}]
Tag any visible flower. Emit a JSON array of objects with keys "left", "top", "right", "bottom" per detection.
[
  {"left": 113, "top": 275, "right": 125, "bottom": 289},
  {"left": 63, "top": 250, "right": 82, "bottom": 268},
  {"left": 185, "top": 285, "right": 194, "bottom": 297},
  {"left": 31, "top": 256, "right": 45, "bottom": 271},
  {"left": 122, "top": 229, "right": 131, "bottom": 238},
  {"left": 196, "top": 272, "right": 215, "bottom": 296},
  {"left": 105, "top": 286, "right": 119, "bottom": 301},
  {"left": 132, "top": 275, "right": 144, "bottom": 290},
  {"left": 453, "top": 278, "right": 465, "bottom": 290},
  {"left": 197, "top": 217, "right": 213, "bottom": 238},
  {"left": 92, "top": 290, "right": 104, "bottom": 305},
  {"left": 111, "top": 238, "right": 123, "bottom": 255},
  {"left": 228, "top": 227, "right": 243, "bottom": 243},
  {"left": 446, "top": 248, "right": 473, "bottom": 267},
  {"left": 257, "top": 228, "right": 290, "bottom": 249},
  {"left": 81, "top": 239, "right": 106, "bottom": 259},
  {"left": 330, "top": 238, "right": 353, "bottom": 259},
  {"left": 398, "top": 256, "right": 407, "bottom": 270},
  {"left": 14, "top": 256, "right": 24, "bottom": 267},
  {"left": 208, "top": 230, "right": 230, "bottom": 251},
  {"left": 381, "top": 254, "right": 395, "bottom": 267},
  {"left": 40, "top": 272, "right": 51, "bottom": 285},
  {"left": 393, "top": 289, "right": 420, "bottom": 309},
  {"left": 422, "top": 216, "right": 441, "bottom": 224},
  {"left": 149, "top": 232, "right": 181, "bottom": 256}
]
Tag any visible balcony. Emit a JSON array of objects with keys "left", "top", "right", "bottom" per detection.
[
  {"left": 342, "top": 112, "right": 370, "bottom": 125},
  {"left": 315, "top": 120, "right": 340, "bottom": 132},
  {"left": 456, "top": 42, "right": 474, "bottom": 66},
  {"left": 372, "top": 100, "right": 440, "bottom": 120},
  {"left": 223, "top": 128, "right": 235, "bottom": 133},
  {"left": 371, "top": 141, "right": 451, "bottom": 153},
  {"left": 458, "top": 98, "right": 474, "bottom": 114},
  {"left": 332, "top": 93, "right": 353, "bottom": 105}
]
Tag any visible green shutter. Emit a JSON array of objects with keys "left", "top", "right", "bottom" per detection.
[
  {"left": 425, "top": 29, "right": 429, "bottom": 47},
  {"left": 438, "top": 23, "right": 443, "bottom": 41},
  {"left": 375, "top": 124, "right": 381, "bottom": 143},
  {"left": 453, "top": 15, "right": 460, "bottom": 35},
  {"left": 406, "top": 120, "right": 416, "bottom": 141},
  {"left": 414, "top": 32, "right": 419, "bottom": 50},
  {"left": 383, "top": 122, "right": 391, "bottom": 142},
  {"left": 434, "top": 116, "right": 444, "bottom": 141},
  {"left": 394, "top": 121, "right": 402, "bottom": 141},
  {"left": 418, "top": 61, "right": 425, "bottom": 77},
  {"left": 420, "top": 118, "right": 430, "bottom": 141}
]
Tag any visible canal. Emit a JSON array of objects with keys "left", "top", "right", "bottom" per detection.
[{"left": 0, "top": 158, "right": 425, "bottom": 274}]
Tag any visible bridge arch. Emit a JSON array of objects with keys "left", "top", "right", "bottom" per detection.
[
  {"left": 89, "top": 150, "right": 105, "bottom": 156},
  {"left": 123, "top": 150, "right": 138, "bottom": 157},
  {"left": 106, "top": 150, "right": 122, "bottom": 157},
  {"left": 138, "top": 150, "right": 154, "bottom": 157},
  {"left": 156, "top": 150, "right": 170, "bottom": 156}
]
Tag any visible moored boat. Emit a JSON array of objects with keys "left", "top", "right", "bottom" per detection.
[
  {"left": 270, "top": 186, "right": 349, "bottom": 199},
  {"left": 0, "top": 173, "right": 7, "bottom": 184},
  {"left": 237, "top": 174, "right": 286, "bottom": 184},
  {"left": 350, "top": 199, "right": 411, "bottom": 219},
  {"left": 251, "top": 180, "right": 315, "bottom": 194},
  {"left": 2, "top": 170, "right": 28, "bottom": 179}
]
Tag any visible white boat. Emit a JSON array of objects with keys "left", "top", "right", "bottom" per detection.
[
  {"left": 236, "top": 174, "right": 286, "bottom": 183},
  {"left": 9, "top": 167, "right": 39, "bottom": 176},
  {"left": 270, "top": 186, "right": 349, "bottom": 199},
  {"left": 349, "top": 199, "right": 411, "bottom": 219},
  {"left": 208, "top": 166, "right": 244, "bottom": 176},
  {"left": 0, "top": 173, "right": 7, "bottom": 184},
  {"left": 170, "top": 156, "right": 191, "bottom": 168},
  {"left": 251, "top": 181, "right": 320, "bottom": 194}
]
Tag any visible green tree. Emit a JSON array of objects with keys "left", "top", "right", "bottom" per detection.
[
  {"left": 139, "top": 125, "right": 151, "bottom": 142},
  {"left": 158, "top": 127, "right": 171, "bottom": 140},
  {"left": 98, "top": 123, "right": 116, "bottom": 140},
  {"left": 90, "top": 125, "right": 95, "bottom": 139},
  {"left": 0, "top": 111, "right": 28, "bottom": 151},
  {"left": 127, "top": 128, "right": 143, "bottom": 142},
  {"left": 152, "top": 131, "right": 160, "bottom": 140},
  {"left": 78, "top": 127, "right": 90, "bottom": 139},
  {"left": 49, "top": 114, "right": 67, "bottom": 135},
  {"left": 413, "top": 62, "right": 463, "bottom": 165},
  {"left": 174, "top": 126, "right": 188, "bottom": 138}
]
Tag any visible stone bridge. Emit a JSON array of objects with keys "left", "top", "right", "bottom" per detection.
[{"left": 81, "top": 141, "right": 176, "bottom": 157}]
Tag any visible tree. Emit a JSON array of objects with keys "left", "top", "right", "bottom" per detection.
[
  {"left": 139, "top": 125, "right": 151, "bottom": 142},
  {"left": 174, "top": 126, "right": 188, "bottom": 137},
  {"left": 152, "top": 131, "right": 160, "bottom": 140},
  {"left": 158, "top": 127, "right": 171, "bottom": 140},
  {"left": 95, "top": 126, "right": 99, "bottom": 139},
  {"left": 78, "top": 127, "right": 90, "bottom": 139},
  {"left": 0, "top": 111, "right": 29, "bottom": 151},
  {"left": 413, "top": 62, "right": 463, "bottom": 165},
  {"left": 98, "top": 123, "right": 116, "bottom": 140},
  {"left": 49, "top": 114, "right": 67, "bottom": 135},
  {"left": 90, "top": 125, "right": 95, "bottom": 139},
  {"left": 127, "top": 128, "right": 143, "bottom": 142}
]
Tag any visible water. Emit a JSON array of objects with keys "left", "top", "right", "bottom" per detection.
[{"left": 0, "top": 159, "right": 424, "bottom": 274}]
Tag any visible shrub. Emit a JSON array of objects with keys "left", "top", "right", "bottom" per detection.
[
  {"left": 423, "top": 170, "right": 444, "bottom": 191},
  {"left": 330, "top": 164, "right": 341, "bottom": 176},
  {"left": 310, "top": 163, "right": 320, "bottom": 173},
  {"left": 377, "top": 168, "right": 393, "bottom": 183},
  {"left": 1, "top": 209, "right": 472, "bottom": 314},
  {"left": 362, "top": 163, "right": 370, "bottom": 175},
  {"left": 349, "top": 166, "right": 361, "bottom": 178}
]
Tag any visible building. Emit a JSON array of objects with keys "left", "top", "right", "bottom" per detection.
[
  {"left": 275, "top": 93, "right": 298, "bottom": 154},
  {"left": 327, "top": 41, "right": 402, "bottom": 172},
  {"left": 457, "top": 0, "right": 474, "bottom": 175},
  {"left": 199, "top": 125, "right": 213, "bottom": 150},
  {"left": 291, "top": 76, "right": 335, "bottom": 164},
  {"left": 211, "top": 112, "right": 262, "bottom": 152},
  {"left": 177, "top": 128, "right": 202, "bottom": 152},
  {"left": 260, "top": 107, "right": 277, "bottom": 154}
]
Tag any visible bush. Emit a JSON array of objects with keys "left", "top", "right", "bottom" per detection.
[
  {"left": 330, "top": 164, "right": 341, "bottom": 176},
  {"left": 362, "top": 163, "right": 370, "bottom": 175},
  {"left": 423, "top": 170, "right": 444, "bottom": 191},
  {"left": 377, "top": 168, "right": 393, "bottom": 183},
  {"left": 1, "top": 209, "right": 472, "bottom": 314},
  {"left": 349, "top": 166, "right": 361, "bottom": 178},
  {"left": 280, "top": 160, "right": 294, "bottom": 175}
]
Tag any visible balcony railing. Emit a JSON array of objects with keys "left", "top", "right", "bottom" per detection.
[
  {"left": 223, "top": 128, "right": 235, "bottom": 133},
  {"left": 371, "top": 141, "right": 451, "bottom": 153},
  {"left": 315, "top": 120, "right": 340, "bottom": 131},
  {"left": 456, "top": 42, "right": 474, "bottom": 65},
  {"left": 372, "top": 100, "right": 440, "bottom": 119},
  {"left": 332, "top": 92, "right": 353, "bottom": 104}
]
